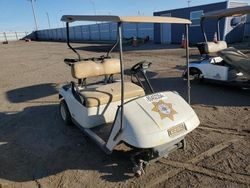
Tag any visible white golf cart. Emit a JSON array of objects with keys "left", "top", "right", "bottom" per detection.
[
  {"left": 59, "top": 15, "right": 199, "bottom": 176},
  {"left": 183, "top": 6, "right": 250, "bottom": 88}
]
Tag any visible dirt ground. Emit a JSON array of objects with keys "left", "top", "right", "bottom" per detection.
[{"left": 0, "top": 41, "right": 249, "bottom": 188}]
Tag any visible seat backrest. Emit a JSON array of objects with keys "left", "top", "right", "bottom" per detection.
[
  {"left": 204, "top": 41, "right": 228, "bottom": 54},
  {"left": 71, "top": 58, "right": 120, "bottom": 79},
  {"left": 102, "top": 58, "right": 121, "bottom": 75}
]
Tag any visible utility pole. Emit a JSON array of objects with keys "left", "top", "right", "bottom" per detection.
[
  {"left": 28, "top": 0, "right": 38, "bottom": 31},
  {"left": 187, "top": 0, "right": 191, "bottom": 7},
  {"left": 46, "top": 12, "right": 51, "bottom": 29}
]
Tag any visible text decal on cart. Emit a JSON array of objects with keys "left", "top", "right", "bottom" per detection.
[{"left": 145, "top": 93, "right": 167, "bottom": 103}]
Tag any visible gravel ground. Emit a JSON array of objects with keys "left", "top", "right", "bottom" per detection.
[{"left": 0, "top": 41, "right": 249, "bottom": 188}]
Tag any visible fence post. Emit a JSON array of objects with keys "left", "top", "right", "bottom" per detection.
[
  {"left": 50, "top": 29, "right": 53, "bottom": 40},
  {"left": 61, "top": 28, "right": 64, "bottom": 41},
  {"left": 109, "top": 23, "right": 112, "bottom": 41},
  {"left": 25, "top": 31, "right": 29, "bottom": 39},
  {"left": 136, "top": 23, "right": 139, "bottom": 38},
  {"left": 46, "top": 30, "right": 49, "bottom": 40},
  {"left": 15, "top": 32, "right": 19, "bottom": 40},
  {"left": 81, "top": 26, "right": 84, "bottom": 41},
  {"left": 3, "top": 32, "right": 7, "bottom": 42},
  {"left": 89, "top": 25, "right": 91, "bottom": 40},
  {"left": 50, "top": 30, "right": 52, "bottom": 40},
  {"left": 73, "top": 27, "right": 76, "bottom": 41},
  {"left": 98, "top": 24, "right": 101, "bottom": 40},
  {"left": 56, "top": 30, "right": 58, "bottom": 40}
]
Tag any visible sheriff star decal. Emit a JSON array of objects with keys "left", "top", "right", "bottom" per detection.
[{"left": 152, "top": 100, "right": 177, "bottom": 121}]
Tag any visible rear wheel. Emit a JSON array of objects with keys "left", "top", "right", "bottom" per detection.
[
  {"left": 183, "top": 68, "right": 203, "bottom": 82},
  {"left": 59, "top": 99, "right": 73, "bottom": 126}
]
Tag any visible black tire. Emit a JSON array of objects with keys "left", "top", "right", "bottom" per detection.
[
  {"left": 179, "top": 139, "right": 187, "bottom": 150},
  {"left": 184, "top": 68, "right": 203, "bottom": 83},
  {"left": 59, "top": 99, "right": 73, "bottom": 126},
  {"left": 182, "top": 70, "right": 188, "bottom": 80}
]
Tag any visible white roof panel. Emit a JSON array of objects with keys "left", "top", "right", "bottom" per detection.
[{"left": 61, "top": 15, "right": 191, "bottom": 24}]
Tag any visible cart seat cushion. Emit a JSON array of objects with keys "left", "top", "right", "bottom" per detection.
[
  {"left": 218, "top": 47, "right": 250, "bottom": 75},
  {"left": 204, "top": 41, "right": 227, "bottom": 54},
  {"left": 79, "top": 82, "right": 145, "bottom": 107},
  {"left": 71, "top": 59, "right": 120, "bottom": 79}
]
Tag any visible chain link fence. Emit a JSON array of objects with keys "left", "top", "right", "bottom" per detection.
[{"left": 0, "top": 32, "right": 32, "bottom": 42}]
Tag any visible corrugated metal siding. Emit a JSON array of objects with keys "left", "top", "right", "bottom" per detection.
[
  {"left": 36, "top": 23, "right": 154, "bottom": 42},
  {"left": 100, "top": 23, "right": 111, "bottom": 40},
  {"left": 154, "top": 2, "right": 228, "bottom": 44},
  {"left": 244, "top": 14, "right": 250, "bottom": 39}
]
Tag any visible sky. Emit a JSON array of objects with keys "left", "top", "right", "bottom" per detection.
[{"left": 0, "top": 0, "right": 249, "bottom": 32}]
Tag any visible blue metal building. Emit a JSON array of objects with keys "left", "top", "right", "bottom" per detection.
[
  {"left": 154, "top": 0, "right": 248, "bottom": 44},
  {"left": 36, "top": 22, "right": 154, "bottom": 42}
]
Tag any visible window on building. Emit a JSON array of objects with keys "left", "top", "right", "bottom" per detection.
[{"left": 190, "top": 10, "right": 204, "bottom": 27}]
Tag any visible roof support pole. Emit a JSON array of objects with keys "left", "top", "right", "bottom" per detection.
[
  {"left": 217, "top": 18, "right": 221, "bottom": 41},
  {"left": 66, "top": 22, "right": 81, "bottom": 60},
  {"left": 200, "top": 18, "right": 208, "bottom": 42},
  {"left": 185, "top": 24, "right": 191, "bottom": 104},
  {"left": 118, "top": 22, "right": 125, "bottom": 131},
  {"left": 107, "top": 25, "right": 120, "bottom": 57}
]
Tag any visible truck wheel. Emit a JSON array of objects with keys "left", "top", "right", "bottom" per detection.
[{"left": 59, "top": 99, "right": 73, "bottom": 126}]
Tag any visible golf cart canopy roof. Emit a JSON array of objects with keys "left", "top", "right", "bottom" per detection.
[
  {"left": 202, "top": 5, "right": 250, "bottom": 20},
  {"left": 61, "top": 15, "right": 191, "bottom": 24}
]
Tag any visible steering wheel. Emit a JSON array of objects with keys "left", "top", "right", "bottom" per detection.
[{"left": 131, "top": 61, "right": 152, "bottom": 74}]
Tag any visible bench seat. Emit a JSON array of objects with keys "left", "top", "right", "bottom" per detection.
[{"left": 79, "top": 82, "right": 145, "bottom": 107}]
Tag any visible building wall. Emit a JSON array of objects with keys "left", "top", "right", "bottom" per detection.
[
  {"left": 244, "top": 14, "right": 250, "bottom": 40},
  {"left": 154, "top": 2, "right": 228, "bottom": 44},
  {"left": 36, "top": 23, "right": 154, "bottom": 42}
]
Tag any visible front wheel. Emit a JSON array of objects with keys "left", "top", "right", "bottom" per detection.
[{"left": 59, "top": 99, "right": 73, "bottom": 126}]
